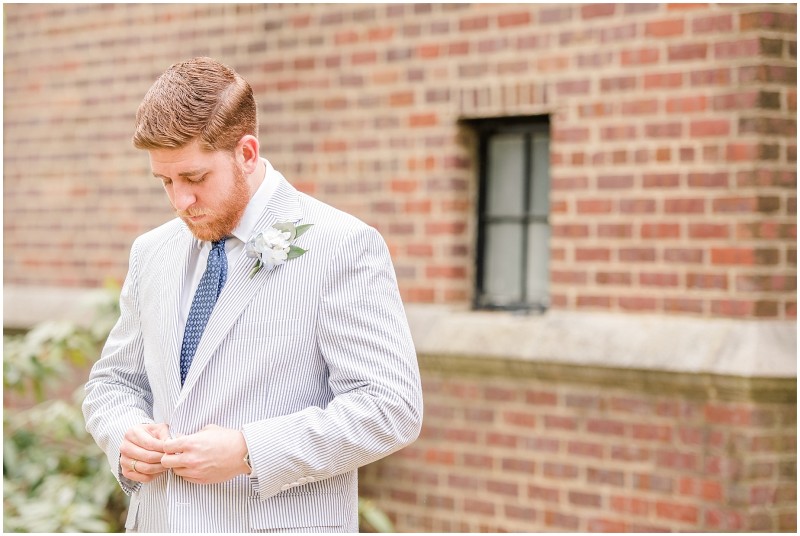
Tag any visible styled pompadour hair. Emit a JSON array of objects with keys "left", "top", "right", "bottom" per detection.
[{"left": 133, "top": 57, "right": 257, "bottom": 152}]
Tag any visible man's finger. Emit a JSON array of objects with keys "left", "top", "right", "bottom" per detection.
[
  {"left": 163, "top": 436, "right": 186, "bottom": 455},
  {"left": 161, "top": 452, "right": 188, "bottom": 469},
  {"left": 127, "top": 458, "right": 168, "bottom": 476},
  {"left": 126, "top": 425, "right": 166, "bottom": 452},
  {"left": 121, "top": 443, "right": 167, "bottom": 465}
]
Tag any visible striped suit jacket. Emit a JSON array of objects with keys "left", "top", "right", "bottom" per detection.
[{"left": 82, "top": 173, "right": 423, "bottom": 532}]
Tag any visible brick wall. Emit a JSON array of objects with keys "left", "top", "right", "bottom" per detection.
[
  {"left": 4, "top": 3, "right": 796, "bottom": 319},
  {"left": 360, "top": 357, "right": 797, "bottom": 532},
  {"left": 4, "top": 5, "right": 795, "bottom": 533}
]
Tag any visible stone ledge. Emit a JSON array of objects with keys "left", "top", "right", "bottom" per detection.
[
  {"left": 4, "top": 285, "right": 113, "bottom": 331},
  {"left": 405, "top": 304, "right": 796, "bottom": 379},
  {"left": 4, "top": 285, "right": 796, "bottom": 379}
]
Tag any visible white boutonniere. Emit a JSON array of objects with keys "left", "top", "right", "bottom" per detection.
[{"left": 246, "top": 222, "right": 313, "bottom": 278}]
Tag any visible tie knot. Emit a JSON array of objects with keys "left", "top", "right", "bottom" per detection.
[{"left": 211, "top": 237, "right": 228, "bottom": 251}]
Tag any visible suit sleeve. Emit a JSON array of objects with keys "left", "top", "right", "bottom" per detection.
[
  {"left": 242, "top": 224, "right": 423, "bottom": 500},
  {"left": 82, "top": 238, "right": 155, "bottom": 494}
]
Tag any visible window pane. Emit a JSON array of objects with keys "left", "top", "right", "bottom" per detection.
[
  {"left": 526, "top": 223, "right": 550, "bottom": 305},
  {"left": 482, "top": 223, "right": 523, "bottom": 305},
  {"left": 529, "top": 132, "right": 550, "bottom": 218},
  {"left": 487, "top": 133, "right": 524, "bottom": 217}
]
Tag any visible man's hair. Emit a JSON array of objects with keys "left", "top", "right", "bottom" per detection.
[{"left": 133, "top": 57, "right": 257, "bottom": 152}]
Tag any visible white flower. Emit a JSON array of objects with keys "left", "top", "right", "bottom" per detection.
[{"left": 246, "top": 222, "right": 313, "bottom": 278}]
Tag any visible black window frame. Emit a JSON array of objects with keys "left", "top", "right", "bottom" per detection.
[{"left": 464, "top": 115, "right": 551, "bottom": 313}]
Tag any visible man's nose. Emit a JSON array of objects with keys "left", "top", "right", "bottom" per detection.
[{"left": 172, "top": 184, "right": 196, "bottom": 212}]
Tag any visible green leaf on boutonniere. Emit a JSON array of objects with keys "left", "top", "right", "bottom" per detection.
[
  {"left": 293, "top": 223, "right": 314, "bottom": 239},
  {"left": 248, "top": 259, "right": 264, "bottom": 279},
  {"left": 286, "top": 245, "right": 308, "bottom": 260}
]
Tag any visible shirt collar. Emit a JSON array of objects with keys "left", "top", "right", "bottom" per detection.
[{"left": 193, "top": 157, "right": 279, "bottom": 250}]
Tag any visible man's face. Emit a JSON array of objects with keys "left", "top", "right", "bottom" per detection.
[{"left": 149, "top": 141, "right": 251, "bottom": 242}]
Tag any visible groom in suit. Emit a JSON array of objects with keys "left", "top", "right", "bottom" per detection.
[{"left": 83, "top": 57, "right": 423, "bottom": 532}]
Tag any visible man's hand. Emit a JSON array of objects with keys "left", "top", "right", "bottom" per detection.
[
  {"left": 119, "top": 423, "right": 170, "bottom": 483},
  {"left": 161, "top": 424, "right": 250, "bottom": 485}
]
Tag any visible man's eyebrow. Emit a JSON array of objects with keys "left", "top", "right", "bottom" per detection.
[{"left": 152, "top": 169, "right": 208, "bottom": 179}]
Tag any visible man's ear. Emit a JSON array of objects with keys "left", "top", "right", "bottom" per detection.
[{"left": 236, "top": 135, "right": 260, "bottom": 174}]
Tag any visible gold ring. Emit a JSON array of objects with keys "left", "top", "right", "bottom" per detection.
[{"left": 131, "top": 459, "right": 139, "bottom": 473}]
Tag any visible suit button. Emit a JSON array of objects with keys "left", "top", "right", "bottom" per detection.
[
  {"left": 280, "top": 484, "right": 292, "bottom": 491},
  {"left": 305, "top": 476, "right": 315, "bottom": 482},
  {"left": 298, "top": 477, "right": 307, "bottom": 484}
]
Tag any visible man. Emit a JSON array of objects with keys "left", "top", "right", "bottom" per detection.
[{"left": 82, "top": 57, "right": 423, "bottom": 533}]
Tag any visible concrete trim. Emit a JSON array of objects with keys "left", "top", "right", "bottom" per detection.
[
  {"left": 4, "top": 285, "right": 796, "bottom": 378},
  {"left": 4, "top": 285, "right": 115, "bottom": 330},
  {"left": 405, "top": 304, "right": 796, "bottom": 379}
]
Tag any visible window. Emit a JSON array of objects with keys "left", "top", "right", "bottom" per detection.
[{"left": 468, "top": 116, "right": 551, "bottom": 312}]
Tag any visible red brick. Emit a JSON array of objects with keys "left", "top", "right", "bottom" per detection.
[
  {"left": 740, "top": 10, "right": 797, "bottom": 31},
  {"left": 640, "top": 272, "right": 679, "bottom": 287},
  {"left": 641, "top": 223, "right": 681, "bottom": 239},
  {"left": 669, "top": 43, "right": 708, "bottom": 61},
  {"left": 501, "top": 457, "right": 536, "bottom": 473},
  {"left": 634, "top": 473, "right": 674, "bottom": 493},
  {"left": 689, "top": 223, "right": 729, "bottom": 239},
  {"left": 487, "top": 432, "right": 518, "bottom": 448},
  {"left": 693, "top": 13, "right": 733, "bottom": 33},
  {"left": 597, "top": 272, "right": 632, "bottom": 286},
  {"left": 598, "top": 174, "right": 634, "bottom": 189},
  {"left": 498, "top": 11, "right": 532, "bottom": 28},
  {"left": 619, "top": 297, "right": 658, "bottom": 311},
  {"left": 687, "top": 273, "right": 728, "bottom": 290},
  {"left": 589, "top": 518, "right": 628, "bottom": 532},
  {"left": 567, "top": 440, "right": 604, "bottom": 458},
  {"left": 460, "top": 15, "right": 489, "bottom": 32},
  {"left": 464, "top": 498, "right": 495, "bottom": 515},
  {"left": 621, "top": 47, "right": 659, "bottom": 65},
  {"left": 525, "top": 390, "right": 558, "bottom": 405},
  {"left": 569, "top": 490, "right": 602, "bottom": 507},
  {"left": 443, "top": 428, "right": 478, "bottom": 444},
  {"left": 544, "top": 415, "right": 578, "bottom": 430},
  {"left": 691, "top": 119, "right": 731, "bottom": 137},
  {"left": 390, "top": 489, "right": 417, "bottom": 504},
  {"left": 620, "top": 199, "right": 657, "bottom": 213},
  {"left": 665, "top": 198, "right": 705, "bottom": 213},
  {"left": 505, "top": 504, "right": 537, "bottom": 522},
  {"left": 646, "top": 18, "right": 685, "bottom": 37},
  {"left": 581, "top": 3, "right": 615, "bottom": 19},
  {"left": 598, "top": 224, "right": 633, "bottom": 238},
  {"left": 409, "top": 113, "right": 437, "bottom": 127},
  {"left": 621, "top": 98, "right": 659, "bottom": 115},
  {"left": 576, "top": 248, "right": 611, "bottom": 262},
  {"left": 587, "top": 418, "right": 626, "bottom": 436},
  {"left": 464, "top": 453, "right": 493, "bottom": 469},
  {"left": 666, "top": 95, "right": 707, "bottom": 113},
  {"left": 611, "top": 495, "right": 651, "bottom": 515},
  {"left": 656, "top": 501, "right": 699, "bottom": 523},
  {"left": 487, "top": 480, "right": 519, "bottom": 497},
  {"left": 529, "top": 484, "right": 560, "bottom": 502},
  {"left": 705, "top": 508, "right": 745, "bottom": 531},
  {"left": 545, "top": 511, "right": 579, "bottom": 530},
  {"left": 576, "top": 199, "right": 613, "bottom": 213},
  {"left": 612, "top": 445, "right": 651, "bottom": 462},
  {"left": 644, "top": 72, "right": 683, "bottom": 89}
]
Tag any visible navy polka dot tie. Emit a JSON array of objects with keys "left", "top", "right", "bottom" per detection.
[{"left": 180, "top": 238, "right": 228, "bottom": 385}]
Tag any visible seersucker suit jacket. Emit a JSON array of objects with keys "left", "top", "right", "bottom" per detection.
[{"left": 82, "top": 170, "right": 423, "bottom": 532}]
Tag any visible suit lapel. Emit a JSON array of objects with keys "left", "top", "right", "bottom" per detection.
[
  {"left": 159, "top": 225, "right": 195, "bottom": 416},
  {"left": 177, "top": 176, "right": 303, "bottom": 406}
]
